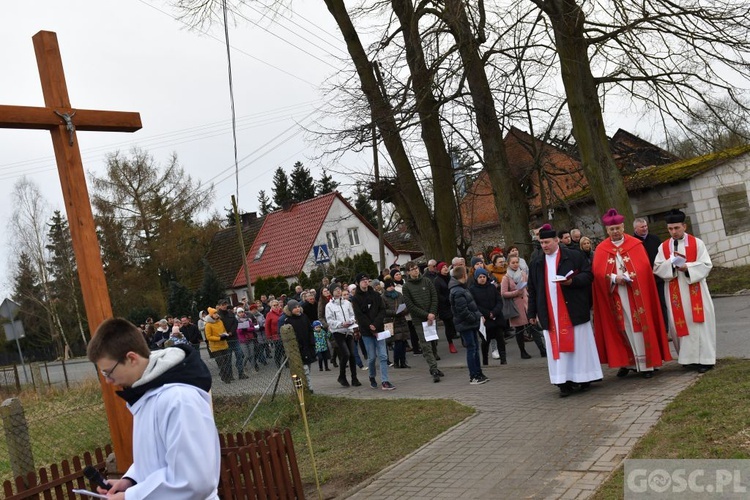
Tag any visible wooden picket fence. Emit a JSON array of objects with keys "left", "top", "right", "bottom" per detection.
[
  {"left": 218, "top": 428, "right": 305, "bottom": 499},
  {"left": 2, "top": 429, "right": 304, "bottom": 499},
  {"left": 2, "top": 445, "right": 111, "bottom": 500}
]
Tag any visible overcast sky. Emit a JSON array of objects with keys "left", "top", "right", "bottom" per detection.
[
  {"left": 0, "top": 0, "right": 366, "bottom": 297},
  {"left": 0, "top": 1, "right": 664, "bottom": 301}
]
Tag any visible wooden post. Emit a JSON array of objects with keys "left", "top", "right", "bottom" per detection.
[
  {"left": 0, "top": 398, "right": 34, "bottom": 479},
  {"left": 0, "top": 31, "right": 142, "bottom": 469},
  {"left": 279, "top": 325, "right": 310, "bottom": 395}
]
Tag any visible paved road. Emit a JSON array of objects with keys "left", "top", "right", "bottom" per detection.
[
  {"left": 304, "top": 294, "right": 748, "bottom": 500},
  {"left": 10, "top": 295, "right": 748, "bottom": 499}
]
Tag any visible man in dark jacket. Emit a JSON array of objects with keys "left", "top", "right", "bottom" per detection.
[
  {"left": 217, "top": 300, "right": 247, "bottom": 380},
  {"left": 527, "top": 224, "right": 602, "bottom": 398},
  {"left": 402, "top": 261, "right": 443, "bottom": 383},
  {"left": 351, "top": 272, "right": 395, "bottom": 390},
  {"left": 469, "top": 268, "right": 506, "bottom": 365},
  {"left": 449, "top": 266, "right": 489, "bottom": 385},
  {"left": 633, "top": 217, "right": 669, "bottom": 327},
  {"left": 282, "top": 299, "right": 317, "bottom": 391}
]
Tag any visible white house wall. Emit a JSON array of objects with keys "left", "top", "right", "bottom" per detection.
[
  {"left": 689, "top": 156, "right": 750, "bottom": 267},
  {"left": 302, "top": 197, "right": 400, "bottom": 274}
]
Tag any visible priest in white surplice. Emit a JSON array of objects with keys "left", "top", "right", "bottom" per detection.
[
  {"left": 653, "top": 209, "right": 716, "bottom": 373},
  {"left": 528, "top": 224, "right": 603, "bottom": 397}
]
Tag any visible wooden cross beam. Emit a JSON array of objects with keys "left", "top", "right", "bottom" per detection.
[{"left": 0, "top": 31, "right": 141, "bottom": 469}]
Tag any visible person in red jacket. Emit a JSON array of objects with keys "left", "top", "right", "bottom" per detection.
[{"left": 264, "top": 299, "right": 285, "bottom": 367}]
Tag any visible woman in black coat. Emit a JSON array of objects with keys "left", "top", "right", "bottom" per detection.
[
  {"left": 433, "top": 262, "right": 459, "bottom": 353},
  {"left": 469, "top": 268, "right": 506, "bottom": 364}
]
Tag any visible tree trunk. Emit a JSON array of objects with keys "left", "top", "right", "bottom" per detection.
[
  {"left": 391, "top": 0, "right": 458, "bottom": 261},
  {"left": 323, "top": 0, "right": 443, "bottom": 258},
  {"left": 443, "top": 0, "right": 532, "bottom": 249},
  {"left": 539, "top": 0, "right": 634, "bottom": 224}
]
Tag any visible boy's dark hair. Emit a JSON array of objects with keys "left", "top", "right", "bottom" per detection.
[
  {"left": 452, "top": 265, "right": 468, "bottom": 280},
  {"left": 403, "top": 261, "right": 419, "bottom": 271},
  {"left": 87, "top": 318, "right": 150, "bottom": 363}
]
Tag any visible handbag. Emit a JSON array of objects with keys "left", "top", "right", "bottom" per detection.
[{"left": 502, "top": 297, "right": 520, "bottom": 319}]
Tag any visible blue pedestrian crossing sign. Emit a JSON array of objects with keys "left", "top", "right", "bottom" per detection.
[{"left": 313, "top": 244, "right": 330, "bottom": 264}]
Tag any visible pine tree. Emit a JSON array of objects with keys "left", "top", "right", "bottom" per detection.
[
  {"left": 271, "top": 167, "right": 291, "bottom": 209},
  {"left": 11, "top": 253, "right": 54, "bottom": 352},
  {"left": 46, "top": 211, "right": 88, "bottom": 353},
  {"left": 167, "top": 280, "right": 193, "bottom": 317},
  {"left": 257, "top": 190, "right": 273, "bottom": 216},
  {"left": 289, "top": 161, "right": 316, "bottom": 202},
  {"left": 316, "top": 169, "right": 339, "bottom": 195},
  {"left": 196, "top": 264, "right": 226, "bottom": 312},
  {"left": 353, "top": 182, "right": 377, "bottom": 227}
]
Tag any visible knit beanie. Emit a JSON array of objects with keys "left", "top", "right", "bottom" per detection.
[{"left": 474, "top": 267, "right": 490, "bottom": 279}]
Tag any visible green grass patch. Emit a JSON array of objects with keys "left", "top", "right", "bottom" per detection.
[
  {"left": 1, "top": 384, "right": 473, "bottom": 497},
  {"left": 592, "top": 358, "right": 750, "bottom": 499},
  {"left": 213, "top": 394, "right": 474, "bottom": 495},
  {"left": 707, "top": 265, "right": 750, "bottom": 295}
]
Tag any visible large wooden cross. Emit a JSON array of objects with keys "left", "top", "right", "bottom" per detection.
[{"left": 0, "top": 31, "right": 141, "bottom": 469}]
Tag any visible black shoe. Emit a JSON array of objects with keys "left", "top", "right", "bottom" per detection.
[
  {"left": 369, "top": 377, "right": 377, "bottom": 389},
  {"left": 435, "top": 355, "right": 441, "bottom": 360},
  {"left": 254, "top": 364, "right": 260, "bottom": 372},
  {"left": 697, "top": 365, "right": 712, "bottom": 373},
  {"left": 402, "top": 362, "right": 411, "bottom": 368},
  {"left": 558, "top": 383, "right": 573, "bottom": 398},
  {"left": 500, "top": 358, "right": 507, "bottom": 365},
  {"left": 579, "top": 382, "right": 591, "bottom": 391},
  {"left": 521, "top": 351, "right": 532, "bottom": 359},
  {"left": 432, "top": 372, "right": 441, "bottom": 383},
  {"left": 325, "top": 367, "right": 331, "bottom": 371},
  {"left": 643, "top": 371, "right": 654, "bottom": 379},
  {"left": 238, "top": 373, "right": 249, "bottom": 380},
  {"left": 351, "top": 378, "right": 362, "bottom": 387},
  {"left": 617, "top": 367, "right": 630, "bottom": 378},
  {"left": 338, "top": 377, "right": 350, "bottom": 387},
  {"left": 540, "top": 350, "right": 547, "bottom": 358},
  {"left": 435, "top": 369, "right": 445, "bottom": 377}
]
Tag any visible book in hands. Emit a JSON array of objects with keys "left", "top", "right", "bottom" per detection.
[
  {"left": 552, "top": 270, "right": 574, "bottom": 282},
  {"left": 670, "top": 255, "right": 687, "bottom": 267},
  {"left": 516, "top": 281, "right": 528, "bottom": 290}
]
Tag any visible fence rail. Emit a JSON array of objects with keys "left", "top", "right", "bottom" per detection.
[
  {"left": 2, "top": 445, "right": 111, "bottom": 500},
  {"left": 2, "top": 430, "right": 304, "bottom": 499}
]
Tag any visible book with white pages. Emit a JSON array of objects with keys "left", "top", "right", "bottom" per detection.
[
  {"left": 72, "top": 490, "right": 109, "bottom": 499},
  {"left": 516, "top": 281, "right": 527, "bottom": 290},
  {"left": 670, "top": 255, "right": 687, "bottom": 267},
  {"left": 396, "top": 303, "right": 407, "bottom": 315},
  {"left": 478, "top": 316, "right": 487, "bottom": 340},
  {"left": 377, "top": 330, "right": 392, "bottom": 341},
  {"left": 422, "top": 321, "right": 439, "bottom": 342},
  {"left": 552, "top": 270, "right": 574, "bottom": 282}
]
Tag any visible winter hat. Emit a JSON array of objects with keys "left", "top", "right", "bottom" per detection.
[
  {"left": 236, "top": 307, "right": 244, "bottom": 313},
  {"left": 474, "top": 267, "right": 490, "bottom": 280},
  {"left": 470, "top": 256, "right": 484, "bottom": 267},
  {"left": 286, "top": 299, "right": 300, "bottom": 310},
  {"left": 329, "top": 282, "right": 342, "bottom": 293},
  {"left": 354, "top": 272, "right": 370, "bottom": 284},
  {"left": 312, "top": 320, "right": 323, "bottom": 328},
  {"left": 249, "top": 303, "right": 259, "bottom": 310},
  {"left": 664, "top": 208, "right": 686, "bottom": 224},
  {"left": 538, "top": 223, "right": 556, "bottom": 239},
  {"left": 436, "top": 261, "right": 447, "bottom": 273},
  {"left": 382, "top": 276, "right": 395, "bottom": 289},
  {"left": 207, "top": 307, "right": 217, "bottom": 315},
  {"left": 347, "top": 284, "right": 357, "bottom": 293}
]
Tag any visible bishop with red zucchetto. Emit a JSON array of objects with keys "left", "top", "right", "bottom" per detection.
[{"left": 592, "top": 209, "right": 672, "bottom": 379}]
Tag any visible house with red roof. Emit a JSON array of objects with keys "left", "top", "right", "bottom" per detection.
[{"left": 229, "top": 191, "right": 412, "bottom": 299}]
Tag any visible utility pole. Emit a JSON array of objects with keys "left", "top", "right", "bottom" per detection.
[{"left": 372, "top": 119, "right": 386, "bottom": 271}]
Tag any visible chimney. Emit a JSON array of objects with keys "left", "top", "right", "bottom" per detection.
[
  {"left": 240, "top": 212, "right": 257, "bottom": 227},
  {"left": 281, "top": 200, "right": 294, "bottom": 211}
]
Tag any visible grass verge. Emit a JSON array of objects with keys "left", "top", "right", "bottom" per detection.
[
  {"left": 213, "top": 394, "right": 474, "bottom": 497},
  {"left": 1, "top": 385, "right": 473, "bottom": 498},
  {"left": 592, "top": 358, "right": 750, "bottom": 500},
  {"left": 707, "top": 265, "right": 750, "bottom": 295}
]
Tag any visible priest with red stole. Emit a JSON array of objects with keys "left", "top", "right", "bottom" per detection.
[
  {"left": 592, "top": 209, "right": 672, "bottom": 379},
  {"left": 527, "top": 223, "right": 602, "bottom": 398},
  {"left": 654, "top": 209, "right": 716, "bottom": 373}
]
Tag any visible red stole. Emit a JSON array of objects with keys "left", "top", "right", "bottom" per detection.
[
  {"left": 544, "top": 250, "right": 574, "bottom": 360},
  {"left": 662, "top": 234, "right": 705, "bottom": 337}
]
